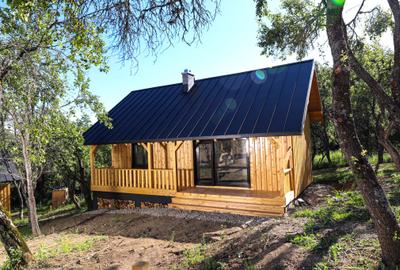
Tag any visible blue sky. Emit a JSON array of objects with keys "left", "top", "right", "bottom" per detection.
[
  {"left": 87, "top": 0, "right": 382, "bottom": 111},
  {"left": 87, "top": 0, "right": 291, "bottom": 111}
]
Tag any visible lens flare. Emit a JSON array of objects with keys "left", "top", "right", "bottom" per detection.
[
  {"left": 331, "top": 0, "right": 345, "bottom": 7},
  {"left": 251, "top": 70, "right": 267, "bottom": 84},
  {"left": 255, "top": 70, "right": 266, "bottom": 80},
  {"left": 225, "top": 98, "right": 237, "bottom": 111}
]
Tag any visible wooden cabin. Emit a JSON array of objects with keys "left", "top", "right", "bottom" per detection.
[
  {"left": 84, "top": 60, "right": 322, "bottom": 216},
  {"left": 0, "top": 159, "right": 21, "bottom": 213}
]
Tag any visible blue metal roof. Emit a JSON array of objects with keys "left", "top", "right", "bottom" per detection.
[{"left": 84, "top": 59, "right": 317, "bottom": 145}]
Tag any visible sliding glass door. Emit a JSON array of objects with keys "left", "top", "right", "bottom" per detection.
[{"left": 195, "top": 139, "right": 250, "bottom": 187}]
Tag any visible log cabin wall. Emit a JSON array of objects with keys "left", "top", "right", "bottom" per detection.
[
  {"left": 249, "top": 136, "right": 292, "bottom": 193},
  {"left": 0, "top": 183, "right": 11, "bottom": 213},
  {"left": 153, "top": 141, "right": 194, "bottom": 170},
  {"left": 112, "top": 144, "right": 132, "bottom": 169},
  {"left": 291, "top": 115, "right": 313, "bottom": 197}
]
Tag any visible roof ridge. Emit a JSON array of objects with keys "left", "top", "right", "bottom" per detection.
[{"left": 127, "top": 59, "right": 315, "bottom": 94}]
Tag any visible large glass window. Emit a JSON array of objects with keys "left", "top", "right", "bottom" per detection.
[
  {"left": 132, "top": 144, "right": 148, "bottom": 168},
  {"left": 215, "top": 139, "right": 249, "bottom": 187},
  {"left": 195, "top": 139, "right": 249, "bottom": 187}
]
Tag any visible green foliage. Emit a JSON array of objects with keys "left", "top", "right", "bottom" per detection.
[
  {"left": 94, "top": 145, "right": 112, "bottom": 168},
  {"left": 256, "top": 0, "right": 325, "bottom": 59},
  {"left": 290, "top": 233, "right": 318, "bottom": 250},
  {"left": 0, "top": 248, "right": 24, "bottom": 270},
  {"left": 182, "top": 244, "right": 208, "bottom": 267}
]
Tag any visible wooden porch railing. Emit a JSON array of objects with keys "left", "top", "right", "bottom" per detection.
[{"left": 92, "top": 168, "right": 194, "bottom": 196}]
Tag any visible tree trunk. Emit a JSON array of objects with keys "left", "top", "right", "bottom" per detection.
[
  {"left": 77, "top": 154, "right": 93, "bottom": 209},
  {"left": 14, "top": 181, "right": 25, "bottom": 219},
  {"left": 326, "top": 3, "right": 400, "bottom": 268},
  {"left": 375, "top": 144, "right": 384, "bottom": 173},
  {"left": 0, "top": 205, "right": 33, "bottom": 267},
  {"left": 377, "top": 123, "right": 400, "bottom": 172},
  {"left": 21, "top": 134, "right": 41, "bottom": 236},
  {"left": 68, "top": 178, "right": 81, "bottom": 209}
]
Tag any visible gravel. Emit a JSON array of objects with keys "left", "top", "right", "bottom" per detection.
[{"left": 85, "top": 207, "right": 271, "bottom": 225}]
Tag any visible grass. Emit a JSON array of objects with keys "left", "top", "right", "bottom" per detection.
[
  {"left": 12, "top": 201, "right": 86, "bottom": 238},
  {"left": 34, "top": 234, "right": 107, "bottom": 263},
  {"left": 313, "top": 150, "right": 392, "bottom": 170},
  {"left": 168, "top": 243, "right": 227, "bottom": 270},
  {"left": 291, "top": 162, "right": 400, "bottom": 269}
]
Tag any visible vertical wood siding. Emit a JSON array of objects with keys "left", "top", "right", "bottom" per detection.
[
  {"left": 0, "top": 183, "right": 11, "bottom": 213},
  {"left": 249, "top": 136, "right": 292, "bottom": 193},
  {"left": 112, "top": 144, "right": 132, "bottom": 169},
  {"left": 291, "top": 115, "right": 313, "bottom": 196}
]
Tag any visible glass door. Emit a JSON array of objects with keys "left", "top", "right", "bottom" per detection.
[
  {"left": 214, "top": 139, "right": 249, "bottom": 187},
  {"left": 195, "top": 141, "right": 214, "bottom": 185},
  {"left": 195, "top": 139, "right": 250, "bottom": 188}
]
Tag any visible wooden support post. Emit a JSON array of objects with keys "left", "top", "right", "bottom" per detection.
[
  {"left": 173, "top": 141, "right": 184, "bottom": 191},
  {"left": 147, "top": 142, "right": 153, "bottom": 189},
  {"left": 89, "top": 145, "right": 98, "bottom": 189}
]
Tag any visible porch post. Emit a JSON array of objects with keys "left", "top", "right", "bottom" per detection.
[
  {"left": 89, "top": 145, "right": 98, "bottom": 189},
  {"left": 173, "top": 141, "right": 184, "bottom": 192},
  {"left": 147, "top": 142, "right": 153, "bottom": 188}
]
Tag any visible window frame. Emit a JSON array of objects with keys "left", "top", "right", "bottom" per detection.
[
  {"left": 131, "top": 143, "right": 148, "bottom": 169},
  {"left": 194, "top": 138, "right": 250, "bottom": 188}
]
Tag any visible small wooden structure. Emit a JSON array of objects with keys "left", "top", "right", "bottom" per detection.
[
  {"left": 84, "top": 60, "right": 322, "bottom": 216},
  {"left": 52, "top": 188, "right": 68, "bottom": 209},
  {"left": 0, "top": 159, "right": 21, "bottom": 213}
]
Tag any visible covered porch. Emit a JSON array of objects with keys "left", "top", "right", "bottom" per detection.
[{"left": 90, "top": 141, "right": 195, "bottom": 196}]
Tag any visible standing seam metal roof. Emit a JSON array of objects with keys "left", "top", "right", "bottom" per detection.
[{"left": 84, "top": 59, "right": 316, "bottom": 145}]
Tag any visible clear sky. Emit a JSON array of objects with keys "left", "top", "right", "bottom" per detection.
[
  {"left": 87, "top": 0, "right": 390, "bottom": 111},
  {"left": 87, "top": 0, "right": 289, "bottom": 111}
]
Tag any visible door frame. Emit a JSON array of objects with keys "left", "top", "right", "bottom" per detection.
[{"left": 193, "top": 139, "right": 251, "bottom": 188}]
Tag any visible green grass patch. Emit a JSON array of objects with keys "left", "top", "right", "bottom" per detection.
[
  {"left": 12, "top": 201, "right": 86, "bottom": 238},
  {"left": 313, "top": 150, "right": 392, "bottom": 170},
  {"left": 34, "top": 234, "right": 107, "bottom": 263},
  {"left": 290, "top": 233, "right": 319, "bottom": 250},
  {"left": 312, "top": 167, "right": 353, "bottom": 184},
  {"left": 169, "top": 243, "right": 227, "bottom": 270}
]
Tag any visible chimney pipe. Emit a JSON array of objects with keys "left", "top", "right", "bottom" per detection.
[{"left": 182, "top": 69, "right": 195, "bottom": 92}]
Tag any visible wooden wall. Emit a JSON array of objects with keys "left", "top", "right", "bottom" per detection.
[
  {"left": 112, "top": 144, "right": 132, "bottom": 169},
  {"left": 111, "top": 141, "right": 194, "bottom": 170},
  {"left": 291, "top": 115, "right": 313, "bottom": 197},
  {"left": 0, "top": 183, "right": 11, "bottom": 213},
  {"left": 153, "top": 141, "right": 194, "bottom": 169},
  {"left": 249, "top": 136, "right": 293, "bottom": 193}
]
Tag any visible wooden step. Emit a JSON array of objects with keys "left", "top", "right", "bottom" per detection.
[
  {"left": 171, "top": 197, "right": 283, "bottom": 213},
  {"left": 169, "top": 202, "right": 285, "bottom": 217},
  {"left": 174, "top": 192, "right": 285, "bottom": 206}
]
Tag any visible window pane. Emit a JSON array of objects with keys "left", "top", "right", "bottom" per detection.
[
  {"left": 215, "top": 139, "right": 249, "bottom": 187},
  {"left": 198, "top": 143, "right": 212, "bottom": 179},
  {"left": 217, "top": 168, "right": 248, "bottom": 186},
  {"left": 132, "top": 144, "right": 148, "bottom": 168}
]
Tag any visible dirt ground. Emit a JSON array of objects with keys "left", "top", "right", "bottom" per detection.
[{"left": 0, "top": 180, "right": 384, "bottom": 270}]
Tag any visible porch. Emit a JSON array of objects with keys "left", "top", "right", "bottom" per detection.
[
  {"left": 91, "top": 167, "right": 194, "bottom": 196},
  {"left": 89, "top": 136, "right": 296, "bottom": 216}
]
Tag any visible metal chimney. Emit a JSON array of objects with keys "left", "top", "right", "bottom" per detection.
[{"left": 182, "top": 69, "right": 195, "bottom": 92}]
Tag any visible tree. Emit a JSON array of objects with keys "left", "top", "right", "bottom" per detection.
[
  {"left": 0, "top": 0, "right": 220, "bottom": 264},
  {"left": 0, "top": 204, "right": 32, "bottom": 268},
  {"left": 256, "top": 0, "right": 400, "bottom": 267}
]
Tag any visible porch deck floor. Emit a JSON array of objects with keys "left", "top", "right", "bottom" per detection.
[{"left": 178, "top": 187, "right": 281, "bottom": 199}]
